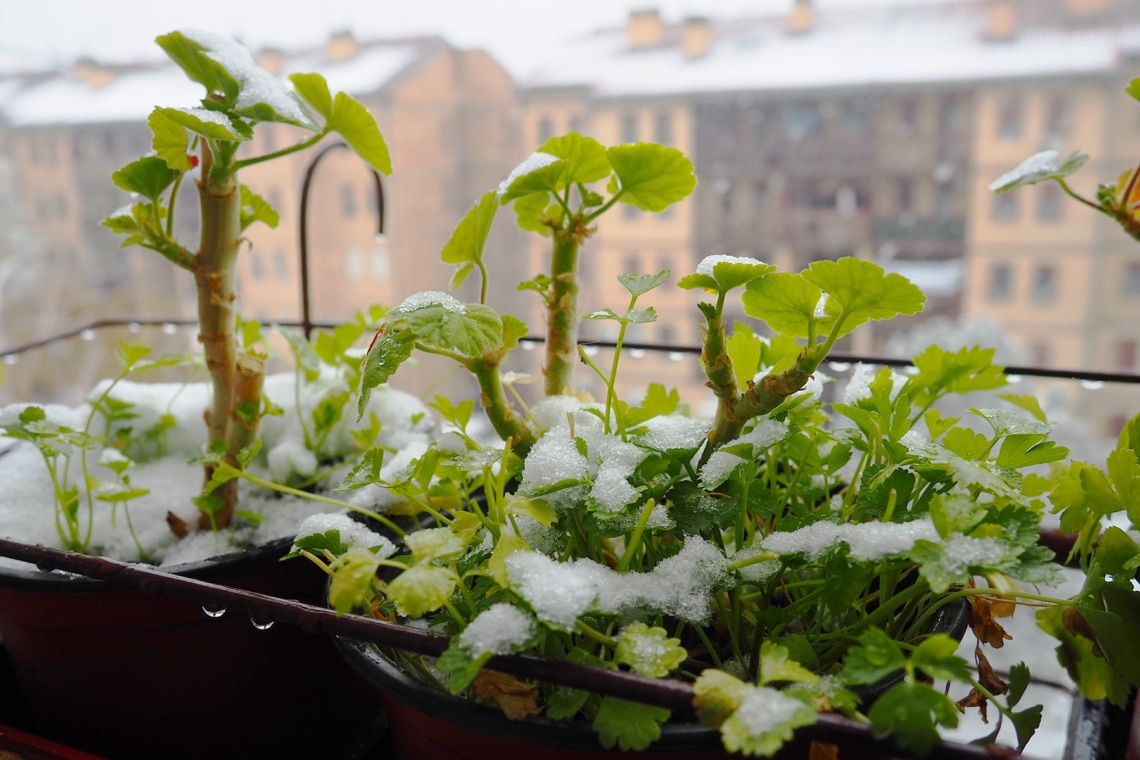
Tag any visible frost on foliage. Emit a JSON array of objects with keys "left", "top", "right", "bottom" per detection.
[
  {"left": 988, "top": 150, "right": 1059, "bottom": 192},
  {"left": 293, "top": 512, "right": 395, "bottom": 558},
  {"left": 506, "top": 537, "right": 728, "bottom": 629},
  {"left": 635, "top": 413, "right": 711, "bottom": 452},
  {"left": 761, "top": 516, "right": 940, "bottom": 561},
  {"left": 518, "top": 434, "right": 589, "bottom": 507},
  {"left": 395, "top": 290, "right": 466, "bottom": 314},
  {"left": 498, "top": 151, "right": 559, "bottom": 194},
  {"left": 722, "top": 685, "right": 816, "bottom": 756},
  {"left": 344, "top": 439, "right": 431, "bottom": 512},
  {"left": 458, "top": 603, "right": 537, "bottom": 657},
  {"left": 590, "top": 437, "right": 647, "bottom": 513},
  {"left": 615, "top": 621, "right": 687, "bottom": 678},
  {"left": 696, "top": 254, "right": 766, "bottom": 276},
  {"left": 843, "top": 364, "right": 906, "bottom": 405},
  {"left": 700, "top": 418, "right": 790, "bottom": 489},
  {"left": 179, "top": 29, "right": 314, "bottom": 127}
]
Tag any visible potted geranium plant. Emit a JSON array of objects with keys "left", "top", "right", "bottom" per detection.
[
  {"left": 0, "top": 30, "right": 433, "bottom": 760},
  {"left": 291, "top": 128, "right": 1140, "bottom": 757}
]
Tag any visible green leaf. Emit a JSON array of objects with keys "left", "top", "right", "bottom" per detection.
[
  {"left": 279, "top": 327, "right": 322, "bottom": 382},
  {"left": 625, "top": 383, "right": 680, "bottom": 428},
  {"left": 1128, "top": 77, "right": 1140, "bottom": 103},
  {"left": 510, "top": 191, "right": 560, "bottom": 234},
  {"left": 500, "top": 157, "right": 567, "bottom": 204},
  {"left": 841, "top": 628, "right": 906, "bottom": 685},
  {"left": 867, "top": 682, "right": 959, "bottom": 754},
  {"left": 148, "top": 108, "right": 194, "bottom": 172},
  {"left": 441, "top": 190, "right": 498, "bottom": 288},
  {"left": 437, "top": 641, "right": 493, "bottom": 694},
  {"left": 592, "top": 697, "right": 670, "bottom": 752},
  {"left": 289, "top": 72, "right": 334, "bottom": 119},
  {"left": 971, "top": 407, "right": 1051, "bottom": 437},
  {"left": 909, "top": 634, "right": 972, "bottom": 683},
  {"left": 758, "top": 641, "right": 819, "bottom": 686},
  {"left": 726, "top": 322, "right": 762, "bottom": 387},
  {"left": 153, "top": 106, "right": 242, "bottom": 142},
  {"left": 802, "top": 258, "right": 925, "bottom": 338},
  {"left": 292, "top": 529, "right": 349, "bottom": 557},
  {"left": 990, "top": 150, "right": 1089, "bottom": 193},
  {"left": 619, "top": 270, "right": 670, "bottom": 297},
  {"left": 1010, "top": 705, "right": 1043, "bottom": 752},
  {"left": 615, "top": 622, "right": 687, "bottom": 678},
  {"left": 538, "top": 132, "right": 611, "bottom": 185},
  {"left": 386, "top": 563, "right": 457, "bottom": 618},
  {"left": 923, "top": 409, "right": 959, "bottom": 441},
  {"left": 605, "top": 143, "right": 697, "bottom": 212},
  {"left": 1006, "top": 662, "right": 1032, "bottom": 707},
  {"left": 719, "top": 687, "right": 816, "bottom": 757},
  {"left": 358, "top": 322, "right": 417, "bottom": 418},
  {"left": 678, "top": 258, "right": 776, "bottom": 294},
  {"left": 389, "top": 294, "right": 502, "bottom": 357},
  {"left": 546, "top": 687, "right": 590, "bottom": 721},
  {"left": 742, "top": 272, "right": 822, "bottom": 339},
  {"left": 329, "top": 92, "right": 392, "bottom": 175},
  {"left": 942, "top": 427, "right": 990, "bottom": 461},
  {"left": 996, "top": 434, "right": 1069, "bottom": 469},
  {"left": 156, "top": 31, "right": 239, "bottom": 104},
  {"left": 111, "top": 156, "right": 181, "bottom": 203},
  {"left": 239, "top": 185, "right": 279, "bottom": 231},
  {"left": 1037, "top": 605, "right": 1129, "bottom": 705},
  {"left": 328, "top": 548, "right": 384, "bottom": 614},
  {"left": 999, "top": 393, "right": 1048, "bottom": 423}
]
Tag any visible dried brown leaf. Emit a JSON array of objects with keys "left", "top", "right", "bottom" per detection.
[{"left": 473, "top": 670, "right": 543, "bottom": 720}]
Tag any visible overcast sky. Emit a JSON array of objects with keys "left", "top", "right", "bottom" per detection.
[{"left": 1, "top": 0, "right": 952, "bottom": 76}]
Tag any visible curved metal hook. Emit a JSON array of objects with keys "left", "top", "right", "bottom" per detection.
[{"left": 298, "top": 141, "right": 386, "bottom": 339}]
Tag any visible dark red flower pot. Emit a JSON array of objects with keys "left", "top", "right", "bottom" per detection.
[{"left": 0, "top": 537, "right": 378, "bottom": 760}]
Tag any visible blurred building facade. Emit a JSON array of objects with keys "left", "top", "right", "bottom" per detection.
[{"left": 0, "top": 33, "right": 521, "bottom": 402}]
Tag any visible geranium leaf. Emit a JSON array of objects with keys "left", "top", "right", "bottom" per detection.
[
  {"left": 441, "top": 190, "right": 498, "bottom": 287},
  {"left": 606, "top": 143, "right": 696, "bottom": 212},
  {"left": 329, "top": 92, "right": 392, "bottom": 175},
  {"left": 989, "top": 149, "right": 1089, "bottom": 193},
  {"left": 386, "top": 563, "right": 457, "bottom": 618},
  {"left": 539, "top": 132, "right": 611, "bottom": 185},
  {"left": 289, "top": 72, "right": 333, "bottom": 119},
  {"left": 357, "top": 321, "right": 417, "bottom": 418},
  {"left": 618, "top": 270, "right": 670, "bottom": 297},
  {"left": 802, "top": 258, "right": 925, "bottom": 338},
  {"left": 726, "top": 322, "right": 762, "bottom": 387},
  {"left": 239, "top": 184, "right": 279, "bottom": 231},
  {"left": 742, "top": 272, "right": 822, "bottom": 339},
  {"left": 111, "top": 156, "right": 181, "bottom": 203}
]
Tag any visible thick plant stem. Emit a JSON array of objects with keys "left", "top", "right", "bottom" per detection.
[
  {"left": 544, "top": 229, "right": 582, "bottom": 396},
  {"left": 200, "top": 351, "right": 265, "bottom": 529},
  {"left": 194, "top": 142, "right": 243, "bottom": 529},
  {"left": 470, "top": 355, "right": 536, "bottom": 455}
]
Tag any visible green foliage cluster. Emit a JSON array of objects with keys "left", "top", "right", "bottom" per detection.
[{"left": 293, "top": 121, "right": 1140, "bottom": 756}]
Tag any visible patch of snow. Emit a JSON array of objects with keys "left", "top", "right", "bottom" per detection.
[
  {"left": 394, "top": 290, "right": 466, "bottom": 314},
  {"left": 761, "top": 515, "right": 940, "bottom": 561},
  {"left": 989, "top": 150, "right": 1060, "bottom": 191},
  {"left": 498, "top": 151, "right": 559, "bottom": 195},
  {"left": 458, "top": 603, "right": 536, "bottom": 656},
  {"left": 294, "top": 512, "right": 395, "bottom": 557},
  {"left": 695, "top": 254, "right": 765, "bottom": 276}
]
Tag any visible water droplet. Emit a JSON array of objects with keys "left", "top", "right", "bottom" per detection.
[
  {"left": 1080, "top": 379, "right": 1104, "bottom": 390},
  {"left": 80, "top": 329, "right": 96, "bottom": 342},
  {"left": 202, "top": 604, "right": 226, "bottom": 618},
  {"left": 668, "top": 351, "right": 685, "bottom": 362},
  {"left": 127, "top": 322, "right": 142, "bottom": 334},
  {"left": 583, "top": 346, "right": 600, "bottom": 357},
  {"left": 249, "top": 615, "right": 275, "bottom": 630},
  {"left": 629, "top": 348, "right": 646, "bottom": 360},
  {"left": 1006, "top": 374, "right": 1023, "bottom": 384},
  {"left": 520, "top": 340, "right": 536, "bottom": 352},
  {"left": 2, "top": 354, "right": 18, "bottom": 366},
  {"left": 161, "top": 322, "right": 178, "bottom": 335},
  {"left": 828, "top": 361, "right": 851, "bottom": 372},
  {"left": 903, "top": 365, "right": 920, "bottom": 375}
]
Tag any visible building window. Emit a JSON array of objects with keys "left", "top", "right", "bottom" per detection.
[
  {"left": 992, "top": 192, "right": 1018, "bottom": 222},
  {"left": 1118, "top": 339, "right": 1137, "bottom": 370},
  {"left": 345, "top": 247, "right": 363, "bottom": 279},
  {"left": 998, "top": 95, "right": 1023, "bottom": 138},
  {"left": 621, "top": 113, "right": 639, "bottom": 143},
  {"left": 657, "top": 254, "right": 672, "bottom": 275},
  {"left": 537, "top": 116, "right": 554, "bottom": 143},
  {"left": 936, "top": 182, "right": 956, "bottom": 217},
  {"left": 622, "top": 204, "right": 641, "bottom": 221},
  {"left": 659, "top": 323, "right": 677, "bottom": 343},
  {"left": 250, "top": 251, "right": 266, "bottom": 282},
  {"left": 371, "top": 247, "right": 389, "bottom": 280},
  {"left": 939, "top": 96, "right": 962, "bottom": 135},
  {"left": 654, "top": 112, "right": 673, "bottom": 145},
  {"left": 753, "top": 180, "right": 767, "bottom": 209},
  {"left": 1031, "top": 264, "right": 1057, "bottom": 304},
  {"left": 988, "top": 262, "right": 1012, "bottom": 301},
  {"left": 840, "top": 100, "right": 870, "bottom": 136},
  {"left": 1037, "top": 184, "right": 1063, "bottom": 221},
  {"left": 273, "top": 251, "right": 288, "bottom": 281},
  {"left": 341, "top": 184, "right": 357, "bottom": 217},
  {"left": 568, "top": 115, "right": 583, "bottom": 134},
  {"left": 1044, "top": 96, "right": 1069, "bottom": 141},
  {"left": 1124, "top": 262, "right": 1140, "bottom": 296},
  {"left": 897, "top": 178, "right": 914, "bottom": 215},
  {"left": 784, "top": 103, "right": 822, "bottom": 141},
  {"left": 623, "top": 252, "right": 641, "bottom": 274},
  {"left": 897, "top": 97, "right": 919, "bottom": 137},
  {"left": 1029, "top": 340, "right": 1052, "bottom": 367}
]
